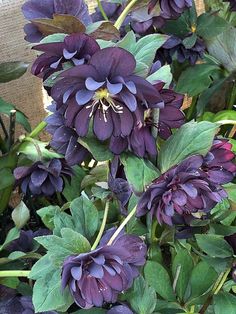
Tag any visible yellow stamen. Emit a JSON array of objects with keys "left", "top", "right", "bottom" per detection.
[{"left": 191, "top": 25, "right": 196, "bottom": 33}]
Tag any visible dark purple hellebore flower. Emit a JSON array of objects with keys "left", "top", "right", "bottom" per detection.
[
  {"left": 108, "top": 157, "right": 132, "bottom": 215},
  {"left": 223, "top": 0, "right": 236, "bottom": 11},
  {"left": 107, "top": 305, "right": 134, "bottom": 314},
  {"left": 51, "top": 47, "right": 163, "bottom": 153},
  {"left": 137, "top": 155, "right": 227, "bottom": 225},
  {"left": 61, "top": 232, "right": 147, "bottom": 309},
  {"left": 14, "top": 158, "right": 73, "bottom": 196},
  {"left": 32, "top": 33, "right": 100, "bottom": 80},
  {"left": 45, "top": 103, "right": 90, "bottom": 166},
  {"left": 22, "top": 0, "right": 92, "bottom": 43},
  {"left": 157, "top": 84, "right": 185, "bottom": 139},
  {"left": 157, "top": 35, "right": 205, "bottom": 65},
  {"left": 6, "top": 229, "right": 50, "bottom": 253},
  {"left": 159, "top": 0, "right": 193, "bottom": 19},
  {"left": 202, "top": 139, "right": 236, "bottom": 185}
]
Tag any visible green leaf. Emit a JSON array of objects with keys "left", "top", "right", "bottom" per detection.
[
  {"left": 147, "top": 65, "right": 172, "bottom": 88},
  {"left": 224, "top": 183, "right": 236, "bottom": 204},
  {"left": 213, "top": 292, "right": 236, "bottom": 314},
  {"left": 189, "top": 261, "right": 217, "bottom": 299},
  {"left": 125, "top": 276, "right": 157, "bottom": 314},
  {"left": 209, "top": 224, "right": 236, "bottom": 236},
  {"left": 53, "top": 211, "right": 74, "bottom": 236},
  {"left": 207, "top": 26, "right": 236, "bottom": 72},
  {"left": 29, "top": 254, "right": 54, "bottom": 280},
  {"left": 40, "top": 33, "right": 66, "bottom": 43},
  {"left": 176, "top": 64, "right": 221, "bottom": 96},
  {"left": 172, "top": 248, "right": 194, "bottom": 301},
  {"left": 63, "top": 165, "right": 86, "bottom": 201},
  {"left": 70, "top": 196, "right": 99, "bottom": 239},
  {"left": 182, "top": 33, "right": 197, "bottom": 49},
  {"left": 0, "top": 97, "right": 31, "bottom": 132},
  {"left": 197, "top": 13, "right": 228, "bottom": 40},
  {"left": 0, "top": 277, "right": 19, "bottom": 289},
  {"left": 86, "top": 21, "right": 120, "bottom": 41},
  {"left": 0, "top": 227, "right": 20, "bottom": 251},
  {"left": 117, "top": 30, "right": 136, "bottom": 52},
  {"left": 0, "top": 168, "right": 14, "bottom": 190},
  {"left": 121, "top": 153, "right": 160, "bottom": 193},
  {"left": 11, "top": 201, "right": 30, "bottom": 228},
  {"left": 78, "top": 137, "right": 113, "bottom": 161},
  {"left": 144, "top": 261, "right": 176, "bottom": 301},
  {"left": 73, "top": 309, "right": 106, "bottom": 314},
  {"left": 60, "top": 228, "right": 91, "bottom": 254},
  {"left": 158, "top": 121, "right": 218, "bottom": 173},
  {"left": 0, "top": 61, "right": 28, "bottom": 83},
  {"left": 195, "top": 234, "right": 234, "bottom": 258},
  {"left": 37, "top": 205, "right": 60, "bottom": 230},
  {"left": 33, "top": 269, "right": 73, "bottom": 312}
]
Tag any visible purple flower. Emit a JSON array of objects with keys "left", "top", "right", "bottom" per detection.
[
  {"left": 14, "top": 158, "right": 73, "bottom": 196},
  {"left": 22, "top": 0, "right": 92, "bottom": 42},
  {"left": 45, "top": 103, "right": 90, "bottom": 166},
  {"left": 137, "top": 155, "right": 227, "bottom": 225},
  {"left": 32, "top": 33, "right": 100, "bottom": 80},
  {"left": 6, "top": 229, "right": 50, "bottom": 253},
  {"left": 159, "top": 0, "right": 193, "bottom": 19},
  {"left": 61, "top": 232, "right": 147, "bottom": 309},
  {"left": 224, "top": 0, "right": 236, "bottom": 11},
  {"left": 51, "top": 47, "right": 163, "bottom": 153},
  {"left": 157, "top": 35, "right": 205, "bottom": 65},
  {"left": 108, "top": 156, "right": 132, "bottom": 215},
  {"left": 0, "top": 295, "right": 57, "bottom": 314},
  {"left": 157, "top": 84, "right": 185, "bottom": 139},
  {"left": 107, "top": 305, "right": 134, "bottom": 314},
  {"left": 91, "top": 1, "right": 124, "bottom": 23},
  {"left": 202, "top": 139, "right": 236, "bottom": 185}
]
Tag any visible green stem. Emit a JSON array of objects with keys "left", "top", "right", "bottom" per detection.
[
  {"left": 91, "top": 201, "right": 110, "bottom": 250},
  {"left": 227, "top": 80, "right": 236, "bottom": 110},
  {"left": 151, "top": 220, "right": 158, "bottom": 243},
  {"left": 107, "top": 206, "right": 137, "bottom": 245},
  {"left": 114, "top": 0, "right": 138, "bottom": 30},
  {"left": 213, "top": 268, "right": 231, "bottom": 295},
  {"left": 29, "top": 121, "right": 47, "bottom": 138},
  {"left": 0, "top": 134, "right": 8, "bottom": 154},
  {"left": 96, "top": 0, "right": 109, "bottom": 21},
  {"left": 0, "top": 270, "right": 31, "bottom": 278}
]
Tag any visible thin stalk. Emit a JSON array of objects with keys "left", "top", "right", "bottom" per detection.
[
  {"left": 0, "top": 270, "right": 31, "bottom": 278},
  {"left": 151, "top": 219, "right": 158, "bottom": 243},
  {"left": 0, "top": 115, "right": 8, "bottom": 139},
  {"left": 107, "top": 206, "right": 137, "bottom": 245},
  {"left": 91, "top": 201, "right": 110, "bottom": 250},
  {"left": 9, "top": 109, "right": 16, "bottom": 148},
  {"left": 97, "top": 0, "right": 109, "bottom": 20},
  {"left": 114, "top": 0, "right": 138, "bottom": 30},
  {"left": 29, "top": 121, "right": 47, "bottom": 138},
  {"left": 0, "top": 134, "right": 8, "bottom": 154},
  {"left": 213, "top": 268, "right": 231, "bottom": 295}
]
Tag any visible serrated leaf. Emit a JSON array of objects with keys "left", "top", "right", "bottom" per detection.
[
  {"left": 121, "top": 153, "right": 160, "bottom": 193},
  {"left": 144, "top": 261, "right": 176, "bottom": 301},
  {"left": 11, "top": 201, "right": 30, "bottom": 228},
  {"left": 196, "top": 234, "right": 234, "bottom": 258},
  {"left": 0, "top": 62, "right": 28, "bottom": 83},
  {"left": 158, "top": 121, "right": 218, "bottom": 173}
]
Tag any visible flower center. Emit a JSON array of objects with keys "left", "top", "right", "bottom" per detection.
[
  {"left": 191, "top": 24, "right": 196, "bottom": 33},
  {"left": 86, "top": 88, "right": 123, "bottom": 122}
]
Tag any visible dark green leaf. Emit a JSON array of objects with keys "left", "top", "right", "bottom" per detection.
[
  {"left": 53, "top": 211, "right": 74, "bottom": 236},
  {"left": 11, "top": 201, "right": 30, "bottom": 228},
  {"left": 144, "top": 261, "right": 176, "bottom": 301},
  {"left": 78, "top": 137, "right": 113, "bottom": 161},
  {"left": 0, "top": 97, "right": 31, "bottom": 132},
  {"left": 0, "top": 227, "right": 20, "bottom": 251},
  {"left": 0, "top": 62, "right": 28, "bottom": 83},
  {"left": 125, "top": 276, "right": 157, "bottom": 314},
  {"left": 182, "top": 33, "right": 197, "bottom": 49},
  {"left": 176, "top": 64, "right": 221, "bottom": 96},
  {"left": 121, "top": 153, "right": 160, "bottom": 193},
  {"left": 63, "top": 165, "right": 86, "bottom": 201},
  {"left": 158, "top": 121, "right": 218, "bottom": 173},
  {"left": 0, "top": 168, "right": 14, "bottom": 190},
  {"left": 70, "top": 196, "right": 99, "bottom": 239},
  {"left": 0, "top": 277, "right": 19, "bottom": 289},
  {"left": 172, "top": 248, "right": 194, "bottom": 301},
  {"left": 196, "top": 234, "right": 234, "bottom": 258},
  {"left": 189, "top": 261, "right": 217, "bottom": 299},
  {"left": 73, "top": 309, "right": 106, "bottom": 314},
  {"left": 197, "top": 13, "right": 228, "bottom": 40},
  {"left": 213, "top": 292, "right": 236, "bottom": 314},
  {"left": 209, "top": 224, "right": 236, "bottom": 236}
]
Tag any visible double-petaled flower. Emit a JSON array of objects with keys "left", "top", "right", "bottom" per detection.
[
  {"left": 22, "top": 0, "right": 91, "bottom": 42},
  {"left": 32, "top": 33, "right": 100, "bottom": 80},
  {"left": 51, "top": 47, "right": 163, "bottom": 153},
  {"left": 61, "top": 231, "right": 147, "bottom": 309},
  {"left": 137, "top": 155, "right": 227, "bottom": 225},
  {"left": 14, "top": 158, "right": 73, "bottom": 196}
]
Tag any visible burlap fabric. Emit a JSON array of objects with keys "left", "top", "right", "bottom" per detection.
[{"left": 0, "top": 0, "right": 204, "bottom": 134}]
